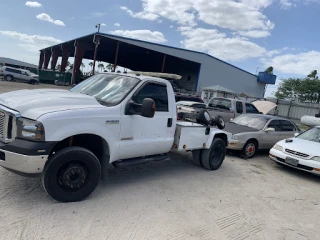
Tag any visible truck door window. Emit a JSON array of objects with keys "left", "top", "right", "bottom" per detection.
[
  {"left": 245, "top": 103, "right": 259, "bottom": 113},
  {"left": 236, "top": 102, "right": 243, "bottom": 113},
  {"left": 132, "top": 83, "right": 168, "bottom": 112},
  {"left": 208, "top": 98, "right": 231, "bottom": 110}
]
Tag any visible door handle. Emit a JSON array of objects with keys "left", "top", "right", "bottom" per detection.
[{"left": 167, "top": 118, "right": 172, "bottom": 127}]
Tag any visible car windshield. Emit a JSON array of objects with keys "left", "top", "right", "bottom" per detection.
[
  {"left": 70, "top": 74, "right": 140, "bottom": 106},
  {"left": 296, "top": 127, "right": 320, "bottom": 143},
  {"left": 232, "top": 115, "right": 268, "bottom": 130}
]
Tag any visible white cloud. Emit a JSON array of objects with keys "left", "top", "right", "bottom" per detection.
[
  {"left": 0, "top": 30, "right": 62, "bottom": 52},
  {"left": 170, "top": 25, "right": 174, "bottom": 28},
  {"left": 238, "top": 30, "right": 271, "bottom": 38},
  {"left": 120, "top": 6, "right": 159, "bottom": 21},
  {"left": 279, "top": 0, "right": 294, "bottom": 8},
  {"left": 262, "top": 51, "right": 320, "bottom": 75},
  {"left": 36, "top": 13, "right": 65, "bottom": 26},
  {"left": 266, "top": 47, "right": 290, "bottom": 57},
  {"left": 157, "top": 19, "right": 163, "bottom": 23},
  {"left": 101, "top": 23, "right": 107, "bottom": 27},
  {"left": 179, "top": 27, "right": 267, "bottom": 61},
  {"left": 109, "top": 30, "right": 167, "bottom": 43},
  {"left": 25, "top": 1, "right": 42, "bottom": 7},
  {"left": 114, "top": 23, "right": 120, "bottom": 27},
  {"left": 122, "top": 0, "right": 275, "bottom": 33}
]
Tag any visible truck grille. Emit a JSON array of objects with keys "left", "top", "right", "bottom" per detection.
[
  {"left": 285, "top": 149, "right": 309, "bottom": 158},
  {"left": 0, "top": 107, "right": 19, "bottom": 143},
  {"left": 0, "top": 111, "right": 5, "bottom": 139}
]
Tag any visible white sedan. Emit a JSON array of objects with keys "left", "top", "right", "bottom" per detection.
[{"left": 269, "top": 126, "right": 320, "bottom": 175}]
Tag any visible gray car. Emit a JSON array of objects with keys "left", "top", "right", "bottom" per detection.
[
  {"left": 0, "top": 66, "right": 39, "bottom": 84},
  {"left": 226, "top": 114, "right": 300, "bottom": 158}
]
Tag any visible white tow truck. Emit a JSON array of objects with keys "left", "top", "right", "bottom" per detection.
[{"left": 0, "top": 72, "right": 230, "bottom": 202}]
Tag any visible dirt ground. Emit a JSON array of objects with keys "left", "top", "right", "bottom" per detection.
[{"left": 0, "top": 81, "right": 320, "bottom": 240}]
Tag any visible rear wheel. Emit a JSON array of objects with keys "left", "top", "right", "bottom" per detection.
[
  {"left": 215, "top": 115, "right": 225, "bottom": 129},
  {"left": 192, "top": 150, "right": 203, "bottom": 167},
  {"left": 241, "top": 140, "right": 258, "bottom": 158},
  {"left": 201, "top": 138, "right": 226, "bottom": 170},
  {"left": 4, "top": 75, "right": 13, "bottom": 81},
  {"left": 42, "top": 147, "right": 101, "bottom": 202}
]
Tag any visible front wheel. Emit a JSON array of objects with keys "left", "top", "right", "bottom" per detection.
[
  {"left": 201, "top": 138, "right": 226, "bottom": 170},
  {"left": 4, "top": 75, "right": 13, "bottom": 81},
  {"left": 241, "top": 140, "right": 257, "bottom": 158},
  {"left": 42, "top": 147, "right": 101, "bottom": 202}
]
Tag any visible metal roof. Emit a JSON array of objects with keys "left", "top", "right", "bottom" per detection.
[
  {"left": 0, "top": 57, "right": 37, "bottom": 69},
  {"left": 41, "top": 32, "right": 257, "bottom": 78}
]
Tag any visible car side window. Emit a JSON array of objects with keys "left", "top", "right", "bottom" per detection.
[
  {"left": 132, "top": 83, "right": 168, "bottom": 112},
  {"left": 245, "top": 103, "right": 259, "bottom": 113},
  {"left": 281, "top": 120, "right": 296, "bottom": 132},
  {"left": 208, "top": 98, "right": 232, "bottom": 110},
  {"left": 236, "top": 102, "right": 243, "bottom": 114},
  {"left": 268, "top": 120, "right": 282, "bottom": 131}
]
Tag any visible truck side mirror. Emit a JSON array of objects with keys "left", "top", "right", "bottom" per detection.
[{"left": 141, "top": 98, "right": 155, "bottom": 118}]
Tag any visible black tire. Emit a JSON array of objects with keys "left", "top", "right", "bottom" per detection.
[
  {"left": 29, "top": 79, "right": 36, "bottom": 85},
  {"left": 198, "top": 109, "right": 211, "bottom": 125},
  {"left": 41, "top": 147, "right": 101, "bottom": 202},
  {"left": 4, "top": 75, "right": 13, "bottom": 81},
  {"left": 315, "top": 113, "right": 320, "bottom": 118},
  {"left": 201, "top": 138, "right": 226, "bottom": 170},
  {"left": 241, "top": 140, "right": 258, "bottom": 158},
  {"left": 192, "top": 150, "right": 203, "bottom": 167},
  {"left": 215, "top": 115, "right": 225, "bottom": 129}
]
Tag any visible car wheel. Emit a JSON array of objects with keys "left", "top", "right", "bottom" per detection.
[
  {"left": 41, "top": 146, "right": 101, "bottom": 202},
  {"left": 215, "top": 115, "right": 225, "bottom": 130},
  {"left": 201, "top": 138, "right": 226, "bottom": 170},
  {"left": 4, "top": 75, "right": 13, "bottom": 81},
  {"left": 241, "top": 140, "right": 257, "bottom": 158}
]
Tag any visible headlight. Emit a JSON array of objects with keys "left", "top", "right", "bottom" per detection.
[
  {"left": 311, "top": 156, "right": 320, "bottom": 162},
  {"left": 17, "top": 118, "right": 45, "bottom": 141},
  {"left": 273, "top": 144, "right": 283, "bottom": 151},
  {"left": 231, "top": 135, "right": 239, "bottom": 140}
]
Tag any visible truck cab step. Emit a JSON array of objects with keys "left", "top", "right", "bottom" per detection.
[{"left": 112, "top": 154, "right": 170, "bottom": 168}]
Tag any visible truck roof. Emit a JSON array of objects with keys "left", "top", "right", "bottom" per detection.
[{"left": 99, "top": 72, "right": 170, "bottom": 85}]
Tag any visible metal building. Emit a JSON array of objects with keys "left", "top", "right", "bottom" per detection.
[{"left": 39, "top": 32, "right": 275, "bottom": 98}]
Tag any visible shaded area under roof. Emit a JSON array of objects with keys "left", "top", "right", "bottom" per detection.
[{"left": 201, "top": 85, "right": 236, "bottom": 94}]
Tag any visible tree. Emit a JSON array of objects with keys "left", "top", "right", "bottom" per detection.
[
  {"left": 275, "top": 77, "right": 320, "bottom": 103},
  {"left": 66, "top": 61, "right": 71, "bottom": 68},
  {"left": 307, "top": 70, "right": 318, "bottom": 79},
  {"left": 264, "top": 66, "right": 273, "bottom": 74},
  {"left": 106, "top": 63, "right": 115, "bottom": 72},
  {"left": 98, "top": 63, "right": 104, "bottom": 72},
  {"left": 69, "top": 64, "right": 73, "bottom": 70},
  {"left": 56, "top": 64, "right": 61, "bottom": 71}
]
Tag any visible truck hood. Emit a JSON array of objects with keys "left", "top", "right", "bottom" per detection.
[{"left": 0, "top": 89, "right": 102, "bottom": 119}]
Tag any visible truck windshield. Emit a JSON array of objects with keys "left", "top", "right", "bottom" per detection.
[{"left": 70, "top": 74, "right": 140, "bottom": 106}]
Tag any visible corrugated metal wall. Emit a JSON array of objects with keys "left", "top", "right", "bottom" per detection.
[{"left": 268, "top": 99, "right": 320, "bottom": 122}]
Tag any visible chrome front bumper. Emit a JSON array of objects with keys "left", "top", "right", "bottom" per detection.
[{"left": 0, "top": 149, "right": 48, "bottom": 174}]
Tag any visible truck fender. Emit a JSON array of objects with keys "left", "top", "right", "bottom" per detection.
[{"left": 204, "top": 130, "right": 230, "bottom": 149}]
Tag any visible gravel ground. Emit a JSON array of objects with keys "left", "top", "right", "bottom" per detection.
[{"left": 0, "top": 81, "right": 320, "bottom": 240}]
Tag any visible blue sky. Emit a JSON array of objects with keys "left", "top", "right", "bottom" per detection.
[{"left": 0, "top": 0, "right": 320, "bottom": 97}]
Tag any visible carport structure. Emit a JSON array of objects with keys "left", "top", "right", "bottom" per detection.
[{"left": 39, "top": 32, "right": 201, "bottom": 88}]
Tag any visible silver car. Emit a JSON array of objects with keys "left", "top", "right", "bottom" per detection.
[
  {"left": 0, "top": 66, "right": 39, "bottom": 84},
  {"left": 226, "top": 114, "right": 300, "bottom": 158}
]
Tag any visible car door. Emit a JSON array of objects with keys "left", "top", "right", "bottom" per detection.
[
  {"left": 262, "top": 120, "right": 283, "bottom": 149},
  {"left": 280, "top": 120, "right": 299, "bottom": 138},
  {"left": 119, "top": 81, "right": 175, "bottom": 159}
]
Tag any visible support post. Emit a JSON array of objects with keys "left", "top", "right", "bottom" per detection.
[
  {"left": 161, "top": 54, "right": 166, "bottom": 73},
  {"left": 60, "top": 46, "right": 69, "bottom": 72},
  {"left": 92, "top": 35, "right": 100, "bottom": 75},
  {"left": 50, "top": 48, "right": 59, "bottom": 70},
  {"left": 71, "top": 40, "right": 85, "bottom": 85},
  {"left": 113, "top": 41, "right": 120, "bottom": 71},
  {"left": 43, "top": 51, "right": 51, "bottom": 70},
  {"left": 38, "top": 51, "right": 44, "bottom": 70}
]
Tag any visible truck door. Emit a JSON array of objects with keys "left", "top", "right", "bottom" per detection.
[
  {"left": 235, "top": 101, "right": 244, "bottom": 118},
  {"left": 119, "top": 81, "right": 176, "bottom": 159}
]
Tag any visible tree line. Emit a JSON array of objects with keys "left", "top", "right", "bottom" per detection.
[{"left": 275, "top": 70, "right": 320, "bottom": 103}]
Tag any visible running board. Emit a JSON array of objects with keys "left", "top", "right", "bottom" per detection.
[{"left": 113, "top": 154, "right": 170, "bottom": 168}]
